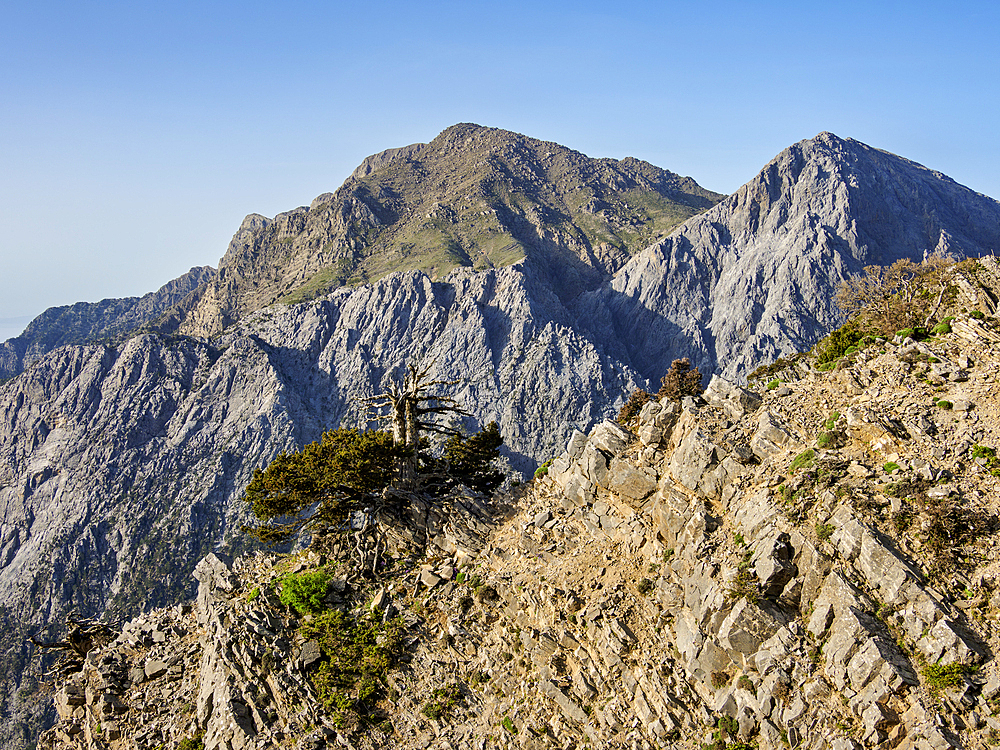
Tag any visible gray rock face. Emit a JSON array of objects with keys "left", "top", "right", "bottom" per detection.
[
  {"left": 0, "top": 265, "right": 649, "bottom": 745},
  {"left": 581, "top": 132, "right": 1000, "bottom": 381},
  {"left": 0, "top": 266, "right": 215, "bottom": 379}
]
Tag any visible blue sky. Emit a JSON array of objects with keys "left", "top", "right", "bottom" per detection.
[{"left": 2, "top": 0, "right": 998, "bottom": 337}]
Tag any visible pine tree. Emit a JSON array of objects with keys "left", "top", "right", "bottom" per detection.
[
  {"left": 442, "top": 421, "right": 504, "bottom": 494},
  {"left": 243, "top": 428, "right": 403, "bottom": 545}
]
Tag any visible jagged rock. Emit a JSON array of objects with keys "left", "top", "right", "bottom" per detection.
[
  {"left": 19, "top": 139, "right": 1000, "bottom": 750},
  {"left": 750, "top": 411, "right": 792, "bottom": 458},
  {"left": 0, "top": 266, "right": 215, "bottom": 379},
  {"left": 703, "top": 376, "right": 763, "bottom": 421},
  {"left": 637, "top": 399, "right": 680, "bottom": 447}
]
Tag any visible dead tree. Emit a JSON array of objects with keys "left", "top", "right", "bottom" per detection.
[
  {"left": 30, "top": 611, "right": 118, "bottom": 677},
  {"left": 366, "top": 361, "right": 468, "bottom": 489}
]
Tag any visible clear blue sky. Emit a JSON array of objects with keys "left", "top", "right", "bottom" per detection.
[{"left": 2, "top": 0, "right": 998, "bottom": 338}]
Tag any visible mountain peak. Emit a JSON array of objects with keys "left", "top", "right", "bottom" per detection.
[{"left": 156, "top": 125, "right": 723, "bottom": 338}]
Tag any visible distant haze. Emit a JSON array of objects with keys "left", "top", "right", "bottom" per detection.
[{"left": 0, "top": 317, "right": 31, "bottom": 343}]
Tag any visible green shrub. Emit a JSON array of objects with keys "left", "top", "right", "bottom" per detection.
[
  {"left": 767, "top": 379, "right": 780, "bottom": 390},
  {"left": 823, "top": 412, "right": 841, "bottom": 431},
  {"left": 896, "top": 326, "right": 928, "bottom": 340},
  {"left": 300, "top": 610, "right": 405, "bottom": 728},
  {"left": 883, "top": 462, "right": 901, "bottom": 474},
  {"left": 970, "top": 309, "right": 985, "bottom": 319},
  {"left": 726, "top": 568, "right": 759, "bottom": 604},
  {"left": 789, "top": 449, "right": 816, "bottom": 473},
  {"left": 816, "top": 523, "right": 835, "bottom": 541},
  {"left": 936, "top": 400, "right": 953, "bottom": 410},
  {"left": 816, "top": 432, "right": 834, "bottom": 449},
  {"left": 533, "top": 459, "right": 553, "bottom": 480},
  {"left": 637, "top": 578, "right": 653, "bottom": 595},
  {"left": 815, "top": 320, "right": 865, "bottom": 364},
  {"left": 921, "top": 662, "right": 973, "bottom": 692},
  {"left": 247, "top": 586, "right": 261, "bottom": 602},
  {"left": 501, "top": 716, "right": 517, "bottom": 735},
  {"left": 178, "top": 733, "right": 205, "bottom": 750},
  {"left": 421, "top": 683, "right": 463, "bottom": 721},
  {"left": 931, "top": 320, "right": 952, "bottom": 335},
  {"left": 971, "top": 444, "right": 997, "bottom": 461},
  {"left": 736, "top": 675, "right": 756, "bottom": 695},
  {"left": 718, "top": 715, "right": 738, "bottom": 735},
  {"left": 970, "top": 445, "right": 1000, "bottom": 476},
  {"left": 279, "top": 570, "right": 331, "bottom": 615}
]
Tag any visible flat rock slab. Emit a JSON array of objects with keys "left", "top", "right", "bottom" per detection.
[{"left": 144, "top": 660, "right": 168, "bottom": 680}]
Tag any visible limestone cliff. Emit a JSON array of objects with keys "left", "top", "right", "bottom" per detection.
[
  {"left": 582, "top": 132, "right": 1000, "bottom": 382},
  {"left": 35, "top": 259, "right": 1000, "bottom": 750}
]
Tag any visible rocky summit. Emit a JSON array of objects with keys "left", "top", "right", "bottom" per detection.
[
  {"left": 152, "top": 123, "right": 722, "bottom": 339},
  {"left": 36, "top": 258, "right": 1000, "bottom": 750},
  {"left": 4, "top": 127, "right": 1000, "bottom": 749}
]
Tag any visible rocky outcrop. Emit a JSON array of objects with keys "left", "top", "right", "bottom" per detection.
[
  {"left": 8, "top": 132, "right": 1000, "bottom": 748},
  {"left": 0, "top": 266, "right": 215, "bottom": 379},
  {"left": 37, "top": 300, "right": 1000, "bottom": 750},
  {"left": 0, "top": 265, "right": 651, "bottom": 747}
]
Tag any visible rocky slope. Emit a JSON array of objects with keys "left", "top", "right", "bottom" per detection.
[
  {"left": 6, "top": 129, "right": 1000, "bottom": 748},
  {"left": 0, "top": 266, "right": 215, "bottom": 380},
  {"left": 0, "top": 263, "right": 651, "bottom": 747},
  {"left": 583, "top": 132, "right": 1000, "bottom": 381},
  {"left": 36, "top": 258, "right": 1000, "bottom": 750},
  {"left": 153, "top": 123, "right": 722, "bottom": 338}
]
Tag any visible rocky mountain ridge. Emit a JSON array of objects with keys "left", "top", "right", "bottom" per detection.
[
  {"left": 36, "top": 257, "right": 1000, "bottom": 750},
  {"left": 4, "top": 128, "right": 1000, "bottom": 748},
  {"left": 0, "top": 266, "right": 215, "bottom": 380},
  {"left": 583, "top": 132, "right": 1000, "bottom": 380},
  {"left": 152, "top": 123, "right": 722, "bottom": 339}
]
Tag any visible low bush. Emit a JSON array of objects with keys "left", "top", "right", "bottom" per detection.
[
  {"left": 300, "top": 610, "right": 405, "bottom": 728},
  {"left": 789, "top": 449, "right": 816, "bottom": 474},
  {"left": 278, "top": 569, "right": 331, "bottom": 615},
  {"left": 178, "top": 733, "right": 205, "bottom": 750},
  {"left": 657, "top": 358, "right": 704, "bottom": 401},
  {"left": 814, "top": 320, "right": 865, "bottom": 364},
  {"left": 970, "top": 445, "right": 1000, "bottom": 475},
  {"left": 421, "top": 683, "right": 463, "bottom": 721},
  {"left": 931, "top": 317, "right": 954, "bottom": 335},
  {"left": 921, "top": 662, "right": 973, "bottom": 693},
  {"left": 617, "top": 389, "right": 651, "bottom": 425},
  {"left": 533, "top": 459, "right": 553, "bottom": 479}
]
